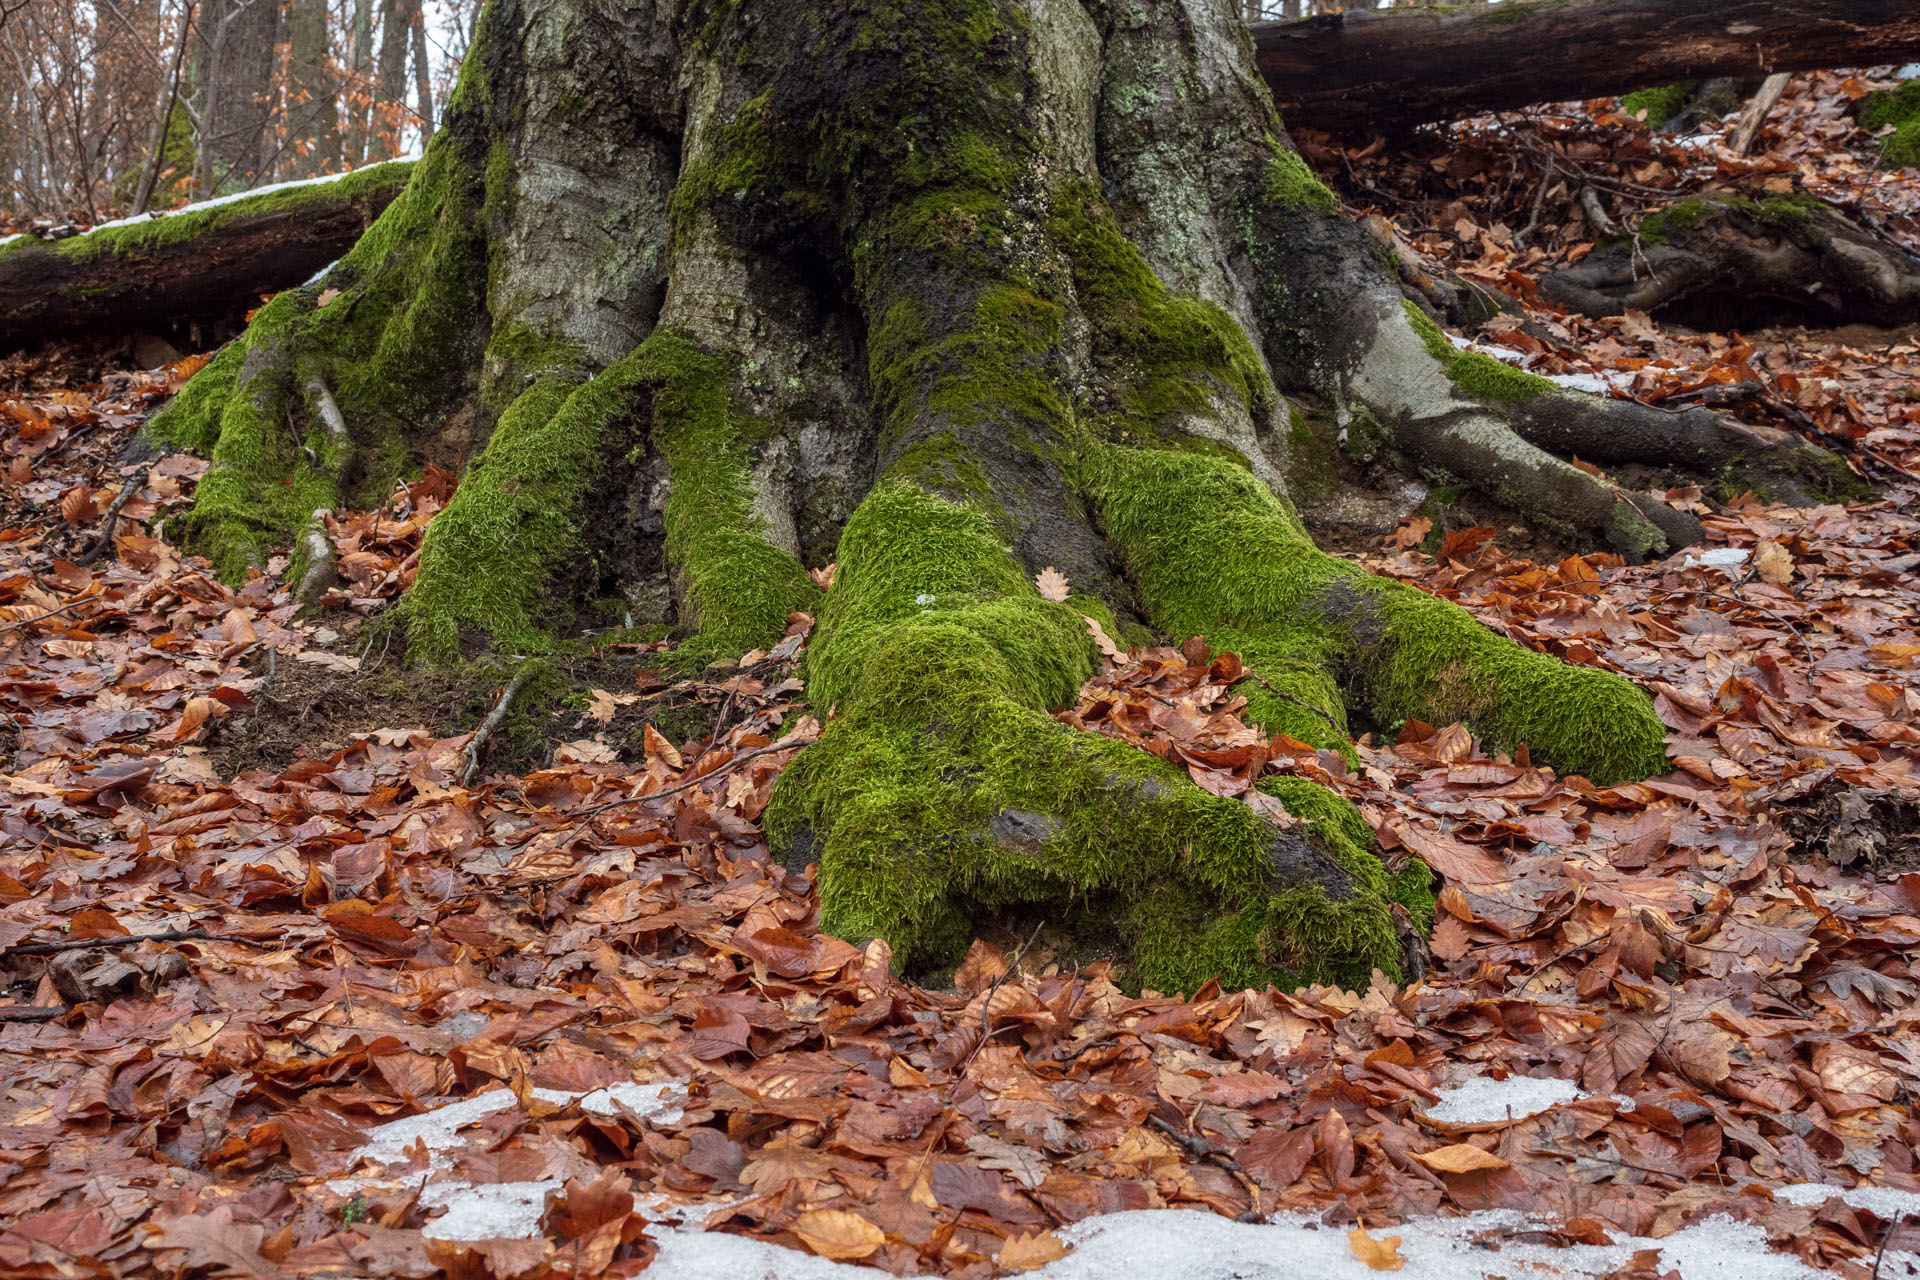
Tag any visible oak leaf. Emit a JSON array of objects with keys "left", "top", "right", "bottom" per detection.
[{"left": 1034, "top": 565, "right": 1070, "bottom": 601}]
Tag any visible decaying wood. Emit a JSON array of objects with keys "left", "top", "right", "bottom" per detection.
[
  {"left": 0, "top": 162, "right": 410, "bottom": 350},
  {"left": 1256, "top": 0, "right": 1920, "bottom": 132}
]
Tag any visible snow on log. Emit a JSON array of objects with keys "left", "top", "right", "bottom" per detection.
[
  {"left": 1256, "top": 0, "right": 1920, "bottom": 132},
  {"left": 0, "top": 160, "right": 413, "bottom": 351}
]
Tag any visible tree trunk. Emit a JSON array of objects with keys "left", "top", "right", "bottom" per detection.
[
  {"left": 145, "top": 0, "right": 1860, "bottom": 992},
  {"left": 369, "top": 0, "right": 412, "bottom": 159},
  {"left": 0, "top": 160, "right": 409, "bottom": 349},
  {"left": 345, "top": 0, "right": 375, "bottom": 165},
  {"left": 1256, "top": 0, "right": 1920, "bottom": 132},
  {"left": 192, "top": 0, "right": 278, "bottom": 190},
  {"left": 285, "top": 0, "right": 341, "bottom": 178}
]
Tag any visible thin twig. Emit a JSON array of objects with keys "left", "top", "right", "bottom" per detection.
[
  {"left": 1232, "top": 672, "right": 1349, "bottom": 740},
  {"left": 0, "top": 1006, "right": 67, "bottom": 1022},
  {"left": 957, "top": 919, "right": 1047, "bottom": 1075},
  {"left": 0, "top": 595, "right": 97, "bottom": 636},
  {"left": 1872, "top": 1211, "right": 1914, "bottom": 1280},
  {"left": 81, "top": 479, "right": 141, "bottom": 564},
  {"left": 460, "top": 664, "right": 539, "bottom": 785}
]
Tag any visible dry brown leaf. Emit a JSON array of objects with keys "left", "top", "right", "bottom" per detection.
[
  {"left": 1348, "top": 1227, "right": 1404, "bottom": 1271},
  {"left": 643, "top": 722, "right": 683, "bottom": 768},
  {"left": 1752, "top": 539, "right": 1795, "bottom": 584},
  {"left": 999, "top": 1231, "right": 1071, "bottom": 1271},
  {"left": 60, "top": 486, "right": 97, "bottom": 525},
  {"left": 1413, "top": 1143, "right": 1510, "bottom": 1173},
  {"left": 792, "top": 1209, "right": 885, "bottom": 1260},
  {"left": 1034, "top": 565, "right": 1070, "bottom": 602}
]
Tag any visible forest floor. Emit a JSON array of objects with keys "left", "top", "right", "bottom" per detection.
[{"left": 2, "top": 74, "right": 1919, "bottom": 1280}]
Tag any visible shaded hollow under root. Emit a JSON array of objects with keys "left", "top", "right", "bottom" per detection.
[{"left": 144, "top": 0, "right": 1858, "bottom": 990}]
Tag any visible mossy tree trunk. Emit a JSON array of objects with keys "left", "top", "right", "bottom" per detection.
[{"left": 148, "top": 0, "right": 1854, "bottom": 992}]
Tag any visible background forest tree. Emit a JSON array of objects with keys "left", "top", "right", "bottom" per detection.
[{"left": 0, "top": 0, "right": 473, "bottom": 219}]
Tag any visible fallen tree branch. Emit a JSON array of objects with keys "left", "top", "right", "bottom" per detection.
[
  {"left": 1, "top": 926, "right": 261, "bottom": 956},
  {"left": 1255, "top": 0, "right": 1920, "bottom": 132},
  {"left": 0, "top": 159, "right": 411, "bottom": 349}
]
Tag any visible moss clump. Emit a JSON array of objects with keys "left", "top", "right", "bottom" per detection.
[
  {"left": 1621, "top": 82, "right": 1696, "bottom": 129},
  {"left": 1262, "top": 147, "right": 1339, "bottom": 216},
  {"left": 1403, "top": 301, "right": 1555, "bottom": 402},
  {"left": 1048, "top": 180, "right": 1275, "bottom": 441},
  {"left": 636, "top": 329, "right": 822, "bottom": 667},
  {"left": 399, "top": 362, "right": 627, "bottom": 662},
  {"left": 1090, "top": 444, "right": 1669, "bottom": 785},
  {"left": 149, "top": 291, "right": 337, "bottom": 580},
  {"left": 766, "top": 482, "right": 1410, "bottom": 992},
  {"left": 1860, "top": 82, "right": 1920, "bottom": 169}
]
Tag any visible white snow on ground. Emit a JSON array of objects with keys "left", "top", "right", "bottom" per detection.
[
  {"left": 1420, "top": 1072, "right": 1588, "bottom": 1125},
  {"left": 322, "top": 1082, "right": 1920, "bottom": 1273},
  {"left": 1682, "top": 546, "right": 1752, "bottom": 569},
  {"left": 1777, "top": 1182, "right": 1920, "bottom": 1220},
  {"left": 638, "top": 1206, "right": 1919, "bottom": 1280},
  {"left": 83, "top": 155, "right": 420, "bottom": 236},
  {"left": 327, "top": 1080, "right": 686, "bottom": 1239}
]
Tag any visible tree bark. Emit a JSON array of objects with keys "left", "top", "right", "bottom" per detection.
[
  {"left": 285, "top": 0, "right": 341, "bottom": 178},
  {"left": 0, "top": 161, "right": 409, "bottom": 348},
  {"left": 1255, "top": 0, "right": 1920, "bottom": 132},
  {"left": 138, "top": 0, "right": 1862, "bottom": 992}
]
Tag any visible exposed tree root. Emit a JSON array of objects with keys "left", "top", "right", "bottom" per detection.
[
  {"left": 1541, "top": 195, "right": 1920, "bottom": 329},
  {"left": 139, "top": 0, "right": 1869, "bottom": 991}
]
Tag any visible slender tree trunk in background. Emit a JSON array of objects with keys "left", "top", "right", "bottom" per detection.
[
  {"left": 345, "top": 0, "right": 373, "bottom": 165},
  {"left": 192, "top": 0, "right": 276, "bottom": 192},
  {"left": 144, "top": 0, "right": 1862, "bottom": 993},
  {"left": 285, "top": 0, "right": 339, "bottom": 176},
  {"left": 133, "top": 0, "right": 194, "bottom": 212},
  {"left": 409, "top": 1, "right": 432, "bottom": 142},
  {"left": 369, "top": 0, "right": 409, "bottom": 159}
]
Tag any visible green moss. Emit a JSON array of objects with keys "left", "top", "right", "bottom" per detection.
[
  {"left": 1403, "top": 300, "right": 1555, "bottom": 402},
  {"left": 399, "top": 364, "right": 616, "bottom": 661},
  {"left": 1048, "top": 181, "right": 1276, "bottom": 441},
  {"left": 1090, "top": 444, "right": 1669, "bottom": 785},
  {"left": 766, "top": 482, "right": 1407, "bottom": 992},
  {"left": 1860, "top": 81, "right": 1920, "bottom": 169},
  {"left": 1262, "top": 146, "right": 1338, "bottom": 216},
  {"left": 1620, "top": 82, "right": 1695, "bottom": 129},
  {"left": 637, "top": 329, "right": 822, "bottom": 662}
]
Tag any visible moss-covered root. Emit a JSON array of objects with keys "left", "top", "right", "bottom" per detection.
[
  {"left": 148, "top": 291, "right": 341, "bottom": 581},
  {"left": 766, "top": 481, "right": 1419, "bottom": 992},
  {"left": 1091, "top": 445, "right": 1671, "bottom": 786},
  {"left": 400, "top": 329, "right": 821, "bottom": 665}
]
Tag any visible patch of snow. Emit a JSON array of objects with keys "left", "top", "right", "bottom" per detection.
[
  {"left": 637, "top": 1207, "right": 1910, "bottom": 1280},
  {"left": 303, "top": 257, "right": 342, "bottom": 286},
  {"left": 327, "top": 1082, "right": 688, "bottom": 1237},
  {"left": 422, "top": 1181, "right": 560, "bottom": 1242},
  {"left": 84, "top": 155, "right": 420, "bottom": 236},
  {"left": 1682, "top": 546, "right": 1751, "bottom": 569},
  {"left": 1776, "top": 1182, "right": 1920, "bottom": 1220},
  {"left": 0, "top": 233, "right": 21, "bottom": 249},
  {"left": 1443, "top": 333, "right": 1635, "bottom": 395},
  {"left": 1421, "top": 1073, "right": 1587, "bottom": 1125}
]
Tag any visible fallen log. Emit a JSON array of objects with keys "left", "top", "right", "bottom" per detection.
[
  {"left": 0, "top": 160, "right": 412, "bottom": 352},
  {"left": 1540, "top": 195, "right": 1920, "bottom": 327},
  {"left": 1256, "top": 0, "right": 1920, "bottom": 133}
]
